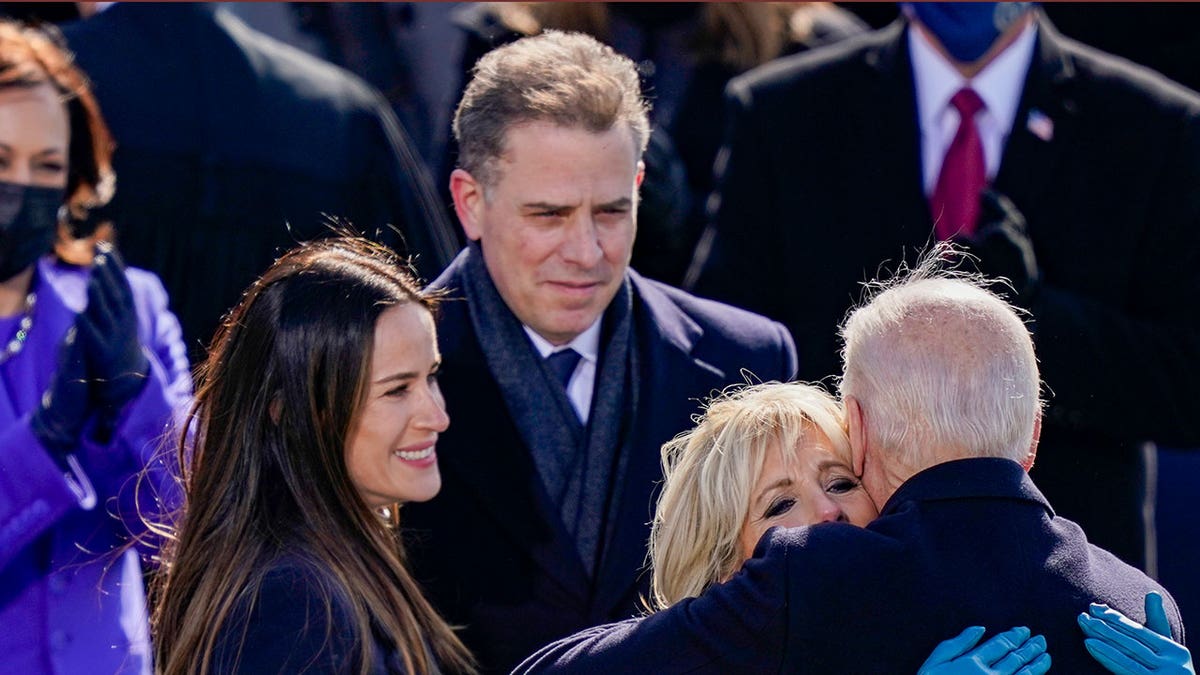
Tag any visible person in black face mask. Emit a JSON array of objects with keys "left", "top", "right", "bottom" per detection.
[{"left": 0, "top": 20, "right": 192, "bottom": 675}]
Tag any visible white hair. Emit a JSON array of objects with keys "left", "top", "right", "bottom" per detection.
[{"left": 838, "top": 250, "right": 1042, "bottom": 468}]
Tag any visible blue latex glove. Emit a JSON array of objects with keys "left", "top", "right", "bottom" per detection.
[
  {"left": 919, "top": 625, "right": 1051, "bottom": 675},
  {"left": 1078, "top": 591, "right": 1194, "bottom": 674}
]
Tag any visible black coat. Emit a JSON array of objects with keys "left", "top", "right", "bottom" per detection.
[
  {"left": 62, "top": 4, "right": 458, "bottom": 360},
  {"left": 402, "top": 251, "right": 797, "bottom": 673},
  {"left": 689, "top": 14, "right": 1200, "bottom": 570},
  {"left": 213, "top": 556, "right": 403, "bottom": 674}
]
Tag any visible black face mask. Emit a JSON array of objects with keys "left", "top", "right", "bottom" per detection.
[{"left": 0, "top": 181, "right": 62, "bottom": 281}]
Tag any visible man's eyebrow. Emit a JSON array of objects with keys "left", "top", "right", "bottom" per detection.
[
  {"left": 754, "top": 477, "right": 794, "bottom": 508},
  {"left": 596, "top": 197, "right": 632, "bottom": 210},
  {"left": 521, "top": 201, "right": 574, "bottom": 211}
]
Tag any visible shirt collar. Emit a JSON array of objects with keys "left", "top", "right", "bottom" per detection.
[
  {"left": 910, "top": 19, "right": 1037, "bottom": 135},
  {"left": 523, "top": 318, "right": 602, "bottom": 364}
]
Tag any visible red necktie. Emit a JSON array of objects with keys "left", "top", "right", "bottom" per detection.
[{"left": 931, "top": 88, "right": 987, "bottom": 240}]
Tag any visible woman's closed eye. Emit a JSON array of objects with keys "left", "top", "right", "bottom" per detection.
[
  {"left": 384, "top": 382, "right": 411, "bottom": 398},
  {"left": 764, "top": 497, "right": 796, "bottom": 519},
  {"left": 826, "top": 476, "right": 861, "bottom": 495}
]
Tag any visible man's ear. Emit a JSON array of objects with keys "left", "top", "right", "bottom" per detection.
[
  {"left": 635, "top": 160, "right": 645, "bottom": 188},
  {"left": 450, "top": 168, "right": 485, "bottom": 242},
  {"left": 846, "top": 396, "right": 867, "bottom": 477},
  {"left": 1021, "top": 410, "right": 1042, "bottom": 472}
]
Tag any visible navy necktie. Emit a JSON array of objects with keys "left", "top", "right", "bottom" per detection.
[{"left": 545, "top": 348, "right": 581, "bottom": 390}]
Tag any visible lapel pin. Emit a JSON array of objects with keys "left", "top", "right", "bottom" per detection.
[{"left": 1026, "top": 108, "right": 1054, "bottom": 142}]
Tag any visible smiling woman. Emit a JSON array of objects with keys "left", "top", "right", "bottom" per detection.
[
  {"left": 345, "top": 302, "right": 449, "bottom": 508},
  {"left": 151, "top": 236, "right": 474, "bottom": 675}
]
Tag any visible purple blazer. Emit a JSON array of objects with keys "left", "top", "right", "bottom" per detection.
[{"left": 0, "top": 257, "right": 192, "bottom": 674}]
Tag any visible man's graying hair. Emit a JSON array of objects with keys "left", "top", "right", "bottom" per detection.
[
  {"left": 453, "top": 30, "right": 650, "bottom": 188},
  {"left": 838, "top": 246, "right": 1044, "bottom": 468}
]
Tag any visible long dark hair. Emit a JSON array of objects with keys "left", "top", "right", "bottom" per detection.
[{"left": 151, "top": 236, "right": 475, "bottom": 674}]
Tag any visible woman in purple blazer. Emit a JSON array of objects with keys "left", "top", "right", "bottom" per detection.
[{"left": 0, "top": 21, "right": 192, "bottom": 675}]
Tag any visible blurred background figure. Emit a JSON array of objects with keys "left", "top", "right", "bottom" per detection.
[
  {"left": 0, "top": 20, "right": 191, "bottom": 675},
  {"left": 53, "top": 2, "right": 457, "bottom": 363},
  {"left": 687, "top": 1, "right": 1200, "bottom": 591},
  {"left": 223, "top": 2, "right": 467, "bottom": 176}
]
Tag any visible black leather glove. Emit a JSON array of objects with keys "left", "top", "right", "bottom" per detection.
[
  {"left": 959, "top": 189, "right": 1041, "bottom": 306},
  {"left": 31, "top": 323, "right": 91, "bottom": 455},
  {"left": 76, "top": 244, "right": 149, "bottom": 425}
]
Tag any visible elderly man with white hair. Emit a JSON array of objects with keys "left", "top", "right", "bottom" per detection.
[
  {"left": 840, "top": 269, "right": 1043, "bottom": 510},
  {"left": 517, "top": 254, "right": 1189, "bottom": 674}
]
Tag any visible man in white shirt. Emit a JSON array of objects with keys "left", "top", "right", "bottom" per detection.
[
  {"left": 402, "top": 31, "right": 798, "bottom": 674},
  {"left": 688, "top": 2, "right": 1200, "bottom": 574}
]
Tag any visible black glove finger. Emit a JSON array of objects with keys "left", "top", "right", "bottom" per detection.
[
  {"left": 84, "top": 278, "right": 120, "bottom": 341},
  {"left": 31, "top": 323, "right": 94, "bottom": 453},
  {"left": 84, "top": 247, "right": 141, "bottom": 370},
  {"left": 92, "top": 243, "right": 136, "bottom": 309},
  {"left": 978, "top": 189, "right": 1030, "bottom": 240},
  {"left": 87, "top": 249, "right": 134, "bottom": 331},
  {"left": 78, "top": 244, "right": 149, "bottom": 413},
  {"left": 74, "top": 307, "right": 107, "bottom": 364},
  {"left": 59, "top": 323, "right": 87, "bottom": 380}
]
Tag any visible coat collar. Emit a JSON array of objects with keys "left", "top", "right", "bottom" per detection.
[
  {"left": 432, "top": 255, "right": 724, "bottom": 615},
  {"left": 880, "top": 457, "right": 1054, "bottom": 518}
]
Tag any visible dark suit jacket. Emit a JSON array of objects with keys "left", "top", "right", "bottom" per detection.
[
  {"left": 402, "top": 250, "right": 797, "bottom": 673},
  {"left": 517, "top": 458, "right": 1185, "bottom": 674},
  {"left": 213, "top": 556, "right": 400, "bottom": 674},
  {"left": 62, "top": 3, "right": 458, "bottom": 362},
  {"left": 689, "top": 13, "right": 1200, "bottom": 570}
]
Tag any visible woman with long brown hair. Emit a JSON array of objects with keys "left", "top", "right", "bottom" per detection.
[{"left": 152, "top": 237, "right": 474, "bottom": 674}]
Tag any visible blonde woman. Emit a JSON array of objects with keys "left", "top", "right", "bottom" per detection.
[{"left": 650, "top": 382, "right": 876, "bottom": 607}]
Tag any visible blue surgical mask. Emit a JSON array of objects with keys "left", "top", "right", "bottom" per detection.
[
  {"left": 0, "top": 181, "right": 62, "bottom": 281},
  {"left": 906, "top": 2, "right": 1034, "bottom": 64}
]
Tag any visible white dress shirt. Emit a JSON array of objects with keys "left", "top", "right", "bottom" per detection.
[
  {"left": 909, "top": 20, "right": 1038, "bottom": 196},
  {"left": 524, "top": 320, "right": 602, "bottom": 424}
]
